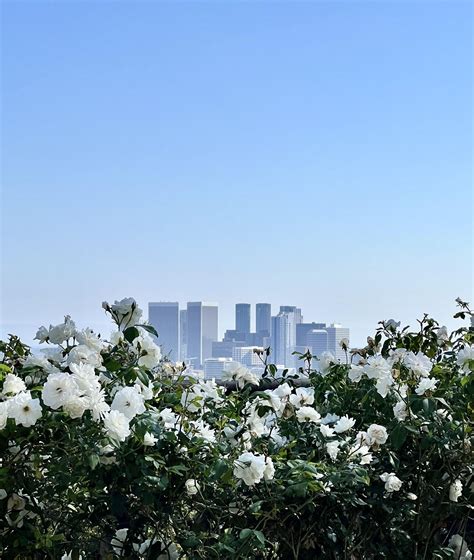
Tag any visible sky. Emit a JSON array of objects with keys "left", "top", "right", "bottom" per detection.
[{"left": 1, "top": 0, "right": 472, "bottom": 347}]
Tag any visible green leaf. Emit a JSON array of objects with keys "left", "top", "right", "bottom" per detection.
[
  {"left": 136, "top": 324, "right": 159, "bottom": 338},
  {"left": 390, "top": 424, "right": 408, "bottom": 450},
  {"left": 123, "top": 326, "right": 140, "bottom": 343}
]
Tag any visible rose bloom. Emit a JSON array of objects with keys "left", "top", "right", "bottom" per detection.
[
  {"left": 380, "top": 472, "right": 403, "bottom": 492},
  {"left": 366, "top": 424, "right": 388, "bottom": 446},
  {"left": 185, "top": 479, "right": 201, "bottom": 496},
  {"left": 296, "top": 406, "right": 321, "bottom": 424},
  {"left": 103, "top": 410, "right": 131, "bottom": 442},
  {"left": 2, "top": 374, "right": 26, "bottom": 396}
]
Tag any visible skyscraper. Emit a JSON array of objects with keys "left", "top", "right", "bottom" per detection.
[
  {"left": 235, "top": 303, "right": 251, "bottom": 335},
  {"left": 271, "top": 311, "right": 297, "bottom": 366},
  {"left": 179, "top": 309, "right": 187, "bottom": 361},
  {"left": 306, "top": 329, "right": 329, "bottom": 357},
  {"left": 326, "top": 323, "right": 350, "bottom": 361},
  {"left": 280, "top": 306, "right": 303, "bottom": 324},
  {"left": 148, "top": 302, "right": 179, "bottom": 360},
  {"left": 186, "top": 302, "right": 218, "bottom": 368},
  {"left": 296, "top": 322, "right": 327, "bottom": 346},
  {"left": 256, "top": 303, "right": 271, "bottom": 335}
]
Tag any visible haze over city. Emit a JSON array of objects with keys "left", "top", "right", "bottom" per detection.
[{"left": 1, "top": 2, "right": 472, "bottom": 346}]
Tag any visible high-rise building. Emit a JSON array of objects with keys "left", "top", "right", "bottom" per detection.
[
  {"left": 280, "top": 306, "right": 303, "bottom": 324},
  {"left": 235, "top": 303, "right": 251, "bottom": 335},
  {"left": 306, "top": 329, "right": 329, "bottom": 357},
  {"left": 233, "top": 346, "right": 264, "bottom": 367},
  {"left": 179, "top": 309, "right": 187, "bottom": 361},
  {"left": 271, "top": 311, "right": 297, "bottom": 366},
  {"left": 204, "top": 357, "right": 236, "bottom": 379},
  {"left": 186, "top": 302, "right": 218, "bottom": 368},
  {"left": 296, "top": 322, "right": 327, "bottom": 346},
  {"left": 326, "top": 323, "right": 350, "bottom": 361},
  {"left": 256, "top": 303, "right": 271, "bottom": 335},
  {"left": 148, "top": 302, "right": 179, "bottom": 360}
]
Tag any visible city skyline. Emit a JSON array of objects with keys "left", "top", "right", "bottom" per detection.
[{"left": 148, "top": 299, "right": 349, "bottom": 373}]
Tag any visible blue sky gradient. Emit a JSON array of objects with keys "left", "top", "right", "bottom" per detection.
[{"left": 1, "top": 1, "right": 472, "bottom": 345}]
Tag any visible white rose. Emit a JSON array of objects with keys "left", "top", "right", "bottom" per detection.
[
  {"left": 393, "top": 401, "right": 408, "bottom": 421},
  {"left": 334, "top": 415, "right": 355, "bottom": 433},
  {"left": 380, "top": 472, "right": 403, "bottom": 492},
  {"left": 296, "top": 406, "right": 321, "bottom": 424},
  {"left": 326, "top": 441, "right": 340, "bottom": 461},
  {"left": 111, "top": 386, "right": 146, "bottom": 420},
  {"left": 8, "top": 391, "right": 42, "bottom": 427},
  {"left": 415, "top": 377, "right": 438, "bottom": 396},
  {"left": 0, "top": 401, "right": 9, "bottom": 430},
  {"left": 143, "top": 432, "right": 157, "bottom": 446},
  {"left": 366, "top": 424, "right": 388, "bottom": 446},
  {"left": 103, "top": 410, "right": 131, "bottom": 442},
  {"left": 234, "top": 452, "right": 266, "bottom": 486},
  {"left": 449, "top": 479, "right": 463, "bottom": 502},
  {"left": 185, "top": 479, "right": 200, "bottom": 496},
  {"left": 42, "top": 372, "right": 78, "bottom": 410},
  {"left": 2, "top": 374, "right": 26, "bottom": 396}
]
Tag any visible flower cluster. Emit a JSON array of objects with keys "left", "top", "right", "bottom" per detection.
[{"left": 0, "top": 299, "right": 472, "bottom": 559}]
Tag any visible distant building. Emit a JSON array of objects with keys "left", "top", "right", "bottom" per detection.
[
  {"left": 212, "top": 340, "right": 236, "bottom": 358},
  {"left": 148, "top": 302, "right": 179, "bottom": 360},
  {"left": 296, "top": 322, "right": 327, "bottom": 346},
  {"left": 186, "top": 302, "right": 218, "bottom": 368},
  {"left": 326, "top": 323, "right": 350, "bottom": 361},
  {"left": 179, "top": 309, "right": 187, "bottom": 361},
  {"left": 280, "top": 306, "right": 303, "bottom": 325},
  {"left": 307, "top": 329, "right": 329, "bottom": 357},
  {"left": 256, "top": 303, "right": 271, "bottom": 335},
  {"left": 235, "top": 303, "right": 251, "bottom": 335},
  {"left": 232, "top": 346, "right": 264, "bottom": 367},
  {"left": 204, "top": 357, "right": 235, "bottom": 379},
  {"left": 271, "top": 311, "right": 297, "bottom": 367}
]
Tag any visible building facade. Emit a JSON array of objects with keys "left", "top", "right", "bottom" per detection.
[{"left": 148, "top": 302, "right": 179, "bottom": 360}]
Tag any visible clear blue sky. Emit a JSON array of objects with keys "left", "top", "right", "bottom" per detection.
[{"left": 1, "top": 1, "right": 472, "bottom": 346}]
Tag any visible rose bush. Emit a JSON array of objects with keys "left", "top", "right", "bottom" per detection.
[{"left": 0, "top": 297, "right": 472, "bottom": 559}]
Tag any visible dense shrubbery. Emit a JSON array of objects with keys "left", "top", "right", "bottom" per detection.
[{"left": 0, "top": 298, "right": 472, "bottom": 559}]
